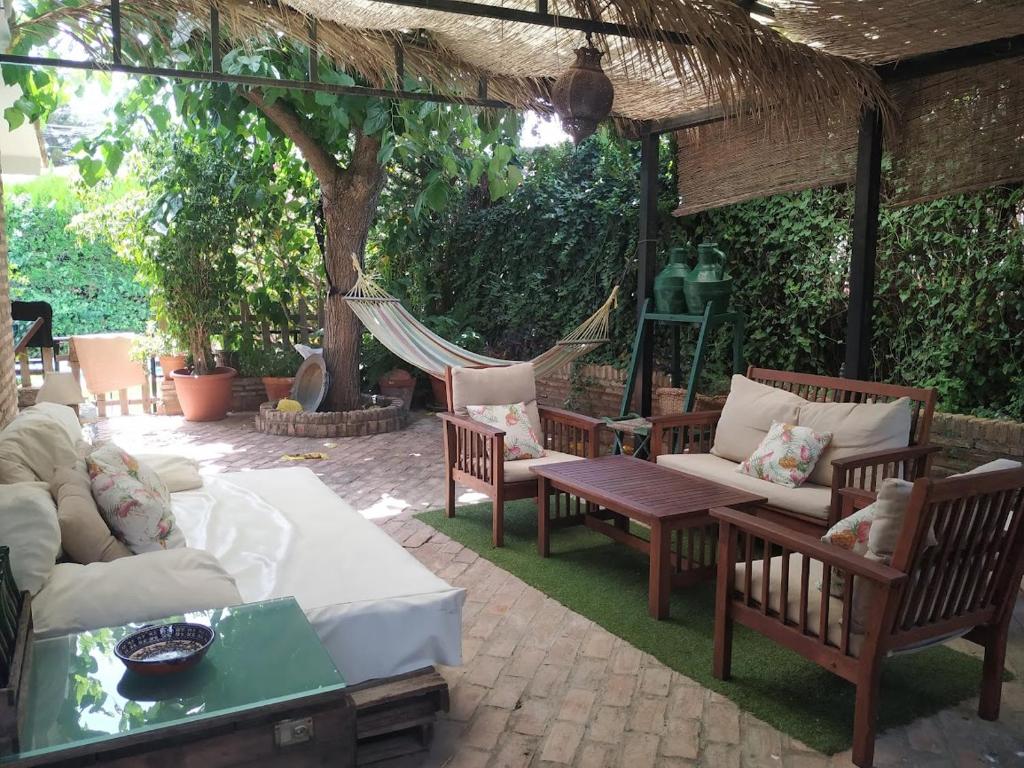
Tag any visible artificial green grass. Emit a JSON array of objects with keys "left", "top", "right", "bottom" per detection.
[{"left": 417, "top": 499, "right": 991, "bottom": 754}]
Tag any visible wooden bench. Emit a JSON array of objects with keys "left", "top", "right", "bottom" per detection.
[{"left": 648, "top": 367, "right": 939, "bottom": 533}]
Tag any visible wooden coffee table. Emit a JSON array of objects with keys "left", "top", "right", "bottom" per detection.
[{"left": 531, "top": 455, "right": 767, "bottom": 619}]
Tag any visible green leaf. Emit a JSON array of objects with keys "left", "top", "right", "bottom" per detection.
[
  {"left": 469, "top": 157, "right": 485, "bottom": 185},
  {"left": 363, "top": 102, "right": 390, "bottom": 135},
  {"left": 3, "top": 107, "right": 25, "bottom": 131},
  {"left": 441, "top": 155, "right": 458, "bottom": 178},
  {"left": 314, "top": 90, "right": 337, "bottom": 107},
  {"left": 102, "top": 145, "right": 124, "bottom": 175},
  {"left": 149, "top": 105, "right": 171, "bottom": 132},
  {"left": 423, "top": 180, "right": 448, "bottom": 212}
]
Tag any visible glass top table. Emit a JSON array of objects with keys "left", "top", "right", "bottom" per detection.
[{"left": 6, "top": 597, "right": 346, "bottom": 764}]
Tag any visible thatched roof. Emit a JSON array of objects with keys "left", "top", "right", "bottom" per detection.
[{"left": 23, "top": 0, "right": 899, "bottom": 131}]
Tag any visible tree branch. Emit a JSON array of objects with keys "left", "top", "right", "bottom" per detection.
[{"left": 243, "top": 90, "right": 341, "bottom": 185}]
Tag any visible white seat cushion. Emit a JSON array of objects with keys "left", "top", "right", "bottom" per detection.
[
  {"left": 172, "top": 467, "right": 465, "bottom": 684},
  {"left": 656, "top": 452, "right": 832, "bottom": 520},
  {"left": 736, "top": 554, "right": 861, "bottom": 657},
  {"left": 503, "top": 450, "right": 585, "bottom": 483}
]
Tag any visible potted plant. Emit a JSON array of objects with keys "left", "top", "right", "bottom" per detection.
[
  {"left": 144, "top": 137, "right": 251, "bottom": 421},
  {"left": 131, "top": 321, "right": 187, "bottom": 376},
  {"left": 240, "top": 346, "right": 303, "bottom": 402}
]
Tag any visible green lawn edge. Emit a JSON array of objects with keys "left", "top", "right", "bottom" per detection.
[{"left": 417, "top": 499, "right": 989, "bottom": 754}]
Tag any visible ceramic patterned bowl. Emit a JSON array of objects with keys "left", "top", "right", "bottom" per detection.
[{"left": 115, "top": 622, "right": 215, "bottom": 677}]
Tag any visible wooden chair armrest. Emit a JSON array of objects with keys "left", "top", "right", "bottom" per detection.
[
  {"left": 438, "top": 411, "right": 505, "bottom": 438},
  {"left": 647, "top": 410, "right": 723, "bottom": 429},
  {"left": 829, "top": 443, "right": 941, "bottom": 472},
  {"left": 649, "top": 410, "right": 723, "bottom": 459},
  {"left": 538, "top": 406, "right": 604, "bottom": 430},
  {"left": 711, "top": 507, "right": 907, "bottom": 586},
  {"left": 835, "top": 486, "right": 878, "bottom": 517}
]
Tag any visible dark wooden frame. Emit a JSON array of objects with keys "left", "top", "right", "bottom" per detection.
[
  {"left": 439, "top": 365, "right": 602, "bottom": 547},
  {"left": 711, "top": 464, "right": 1024, "bottom": 768},
  {"left": 647, "top": 366, "right": 939, "bottom": 534}
]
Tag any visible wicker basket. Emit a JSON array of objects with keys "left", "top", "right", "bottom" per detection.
[{"left": 656, "top": 387, "right": 728, "bottom": 414}]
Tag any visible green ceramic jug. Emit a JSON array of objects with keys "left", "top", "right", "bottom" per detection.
[
  {"left": 653, "top": 244, "right": 692, "bottom": 314},
  {"left": 683, "top": 241, "right": 733, "bottom": 314}
]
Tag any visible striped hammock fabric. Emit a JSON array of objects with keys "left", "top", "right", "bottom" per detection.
[{"left": 343, "top": 257, "right": 617, "bottom": 380}]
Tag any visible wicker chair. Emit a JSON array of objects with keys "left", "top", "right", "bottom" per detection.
[
  {"left": 711, "top": 464, "right": 1024, "bottom": 767},
  {"left": 439, "top": 363, "right": 602, "bottom": 547}
]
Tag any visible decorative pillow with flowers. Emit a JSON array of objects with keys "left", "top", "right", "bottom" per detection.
[
  {"left": 736, "top": 421, "right": 832, "bottom": 488},
  {"left": 86, "top": 443, "right": 185, "bottom": 554},
  {"left": 820, "top": 505, "right": 875, "bottom": 597},
  {"left": 466, "top": 402, "right": 546, "bottom": 461}
]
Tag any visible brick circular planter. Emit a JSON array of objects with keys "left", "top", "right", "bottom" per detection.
[{"left": 254, "top": 395, "right": 408, "bottom": 438}]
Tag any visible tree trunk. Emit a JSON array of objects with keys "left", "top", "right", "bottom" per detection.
[
  {"left": 320, "top": 134, "right": 386, "bottom": 412},
  {"left": 243, "top": 91, "right": 386, "bottom": 413}
]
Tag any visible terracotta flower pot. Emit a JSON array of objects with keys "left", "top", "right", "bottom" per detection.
[
  {"left": 262, "top": 376, "right": 295, "bottom": 402},
  {"left": 159, "top": 355, "right": 187, "bottom": 376},
  {"left": 170, "top": 367, "right": 237, "bottom": 422}
]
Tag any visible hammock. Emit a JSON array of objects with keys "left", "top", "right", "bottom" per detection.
[{"left": 343, "top": 256, "right": 618, "bottom": 380}]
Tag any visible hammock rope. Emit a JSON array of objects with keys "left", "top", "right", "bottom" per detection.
[{"left": 343, "top": 255, "right": 618, "bottom": 379}]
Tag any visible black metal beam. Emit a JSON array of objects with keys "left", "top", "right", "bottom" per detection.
[
  {"left": 110, "top": 0, "right": 122, "bottom": 66},
  {"left": 363, "top": 0, "right": 694, "bottom": 47},
  {"left": 844, "top": 107, "right": 882, "bottom": 380},
  {"left": 0, "top": 53, "right": 516, "bottom": 110},
  {"left": 877, "top": 32, "right": 1024, "bottom": 82},
  {"left": 636, "top": 133, "right": 659, "bottom": 416},
  {"left": 210, "top": 7, "right": 221, "bottom": 73}
]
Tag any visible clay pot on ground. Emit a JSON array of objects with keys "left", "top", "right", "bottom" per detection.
[
  {"left": 261, "top": 376, "right": 295, "bottom": 402},
  {"left": 170, "top": 367, "right": 237, "bottom": 421},
  {"left": 378, "top": 369, "right": 416, "bottom": 412},
  {"left": 159, "top": 355, "right": 188, "bottom": 376}
]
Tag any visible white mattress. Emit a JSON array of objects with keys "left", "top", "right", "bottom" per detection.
[{"left": 172, "top": 467, "right": 464, "bottom": 684}]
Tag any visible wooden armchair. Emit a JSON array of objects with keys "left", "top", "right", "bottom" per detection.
[
  {"left": 648, "top": 367, "right": 939, "bottom": 533},
  {"left": 439, "top": 364, "right": 602, "bottom": 547},
  {"left": 711, "top": 464, "right": 1024, "bottom": 767}
]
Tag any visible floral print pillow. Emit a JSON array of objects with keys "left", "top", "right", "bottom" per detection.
[
  {"left": 820, "top": 506, "right": 874, "bottom": 597},
  {"left": 86, "top": 443, "right": 185, "bottom": 554},
  {"left": 736, "top": 421, "right": 832, "bottom": 488},
  {"left": 466, "top": 402, "right": 546, "bottom": 461}
]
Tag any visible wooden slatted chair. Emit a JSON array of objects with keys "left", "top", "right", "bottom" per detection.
[
  {"left": 711, "top": 464, "right": 1024, "bottom": 767},
  {"left": 649, "top": 367, "right": 939, "bottom": 534},
  {"left": 439, "top": 363, "right": 602, "bottom": 547}
]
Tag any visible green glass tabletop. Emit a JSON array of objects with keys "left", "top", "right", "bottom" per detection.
[{"left": 7, "top": 597, "right": 345, "bottom": 762}]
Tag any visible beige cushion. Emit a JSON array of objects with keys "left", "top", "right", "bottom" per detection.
[
  {"left": 21, "top": 403, "right": 86, "bottom": 452},
  {"left": 711, "top": 375, "right": 806, "bottom": 463},
  {"left": 0, "top": 416, "right": 79, "bottom": 483},
  {"left": 135, "top": 453, "right": 204, "bottom": 493},
  {"left": 656, "top": 452, "right": 832, "bottom": 520},
  {"left": 503, "top": 450, "right": 585, "bottom": 483},
  {"left": 32, "top": 548, "right": 242, "bottom": 638},
  {"left": 797, "top": 398, "right": 912, "bottom": 487},
  {"left": 50, "top": 466, "right": 132, "bottom": 564},
  {"left": 450, "top": 363, "right": 543, "bottom": 444},
  {"left": 736, "top": 554, "right": 862, "bottom": 657},
  {"left": 0, "top": 482, "right": 61, "bottom": 595},
  {"left": 957, "top": 458, "right": 1022, "bottom": 475}
]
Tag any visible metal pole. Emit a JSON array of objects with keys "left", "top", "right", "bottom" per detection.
[
  {"left": 637, "top": 132, "right": 659, "bottom": 416},
  {"left": 210, "top": 7, "right": 221, "bottom": 73},
  {"left": 844, "top": 107, "right": 883, "bottom": 380},
  {"left": 110, "top": 0, "right": 122, "bottom": 66}
]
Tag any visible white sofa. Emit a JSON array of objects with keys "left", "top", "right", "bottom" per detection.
[{"left": 0, "top": 404, "right": 464, "bottom": 685}]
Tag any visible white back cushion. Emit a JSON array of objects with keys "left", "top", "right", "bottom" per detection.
[
  {"left": 798, "top": 398, "right": 912, "bottom": 487},
  {"left": 711, "top": 375, "right": 805, "bottom": 464},
  {"left": 450, "top": 363, "right": 543, "bottom": 440},
  {"left": 0, "top": 482, "right": 61, "bottom": 595}
]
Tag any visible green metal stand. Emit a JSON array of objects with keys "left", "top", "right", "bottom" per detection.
[{"left": 619, "top": 299, "right": 746, "bottom": 418}]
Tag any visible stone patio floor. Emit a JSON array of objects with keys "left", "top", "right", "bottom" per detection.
[{"left": 96, "top": 411, "right": 1024, "bottom": 768}]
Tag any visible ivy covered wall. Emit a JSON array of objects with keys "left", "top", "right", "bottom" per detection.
[{"left": 374, "top": 134, "right": 1024, "bottom": 420}]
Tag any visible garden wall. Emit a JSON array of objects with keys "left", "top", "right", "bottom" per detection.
[
  {"left": 0, "top": 177, "right": 17, "bottom": 429},
  {"left": 537, "top": 363, "right": 1024, "bottom": 476}
]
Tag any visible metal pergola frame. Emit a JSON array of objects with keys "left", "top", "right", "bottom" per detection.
[{"left": 2, "top": 1, "right": 1020, "bottom": 415}]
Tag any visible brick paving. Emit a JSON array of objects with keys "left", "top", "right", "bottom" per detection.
[{"left": 97, "top": 411, "right": 1024, "bottom": 768}]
